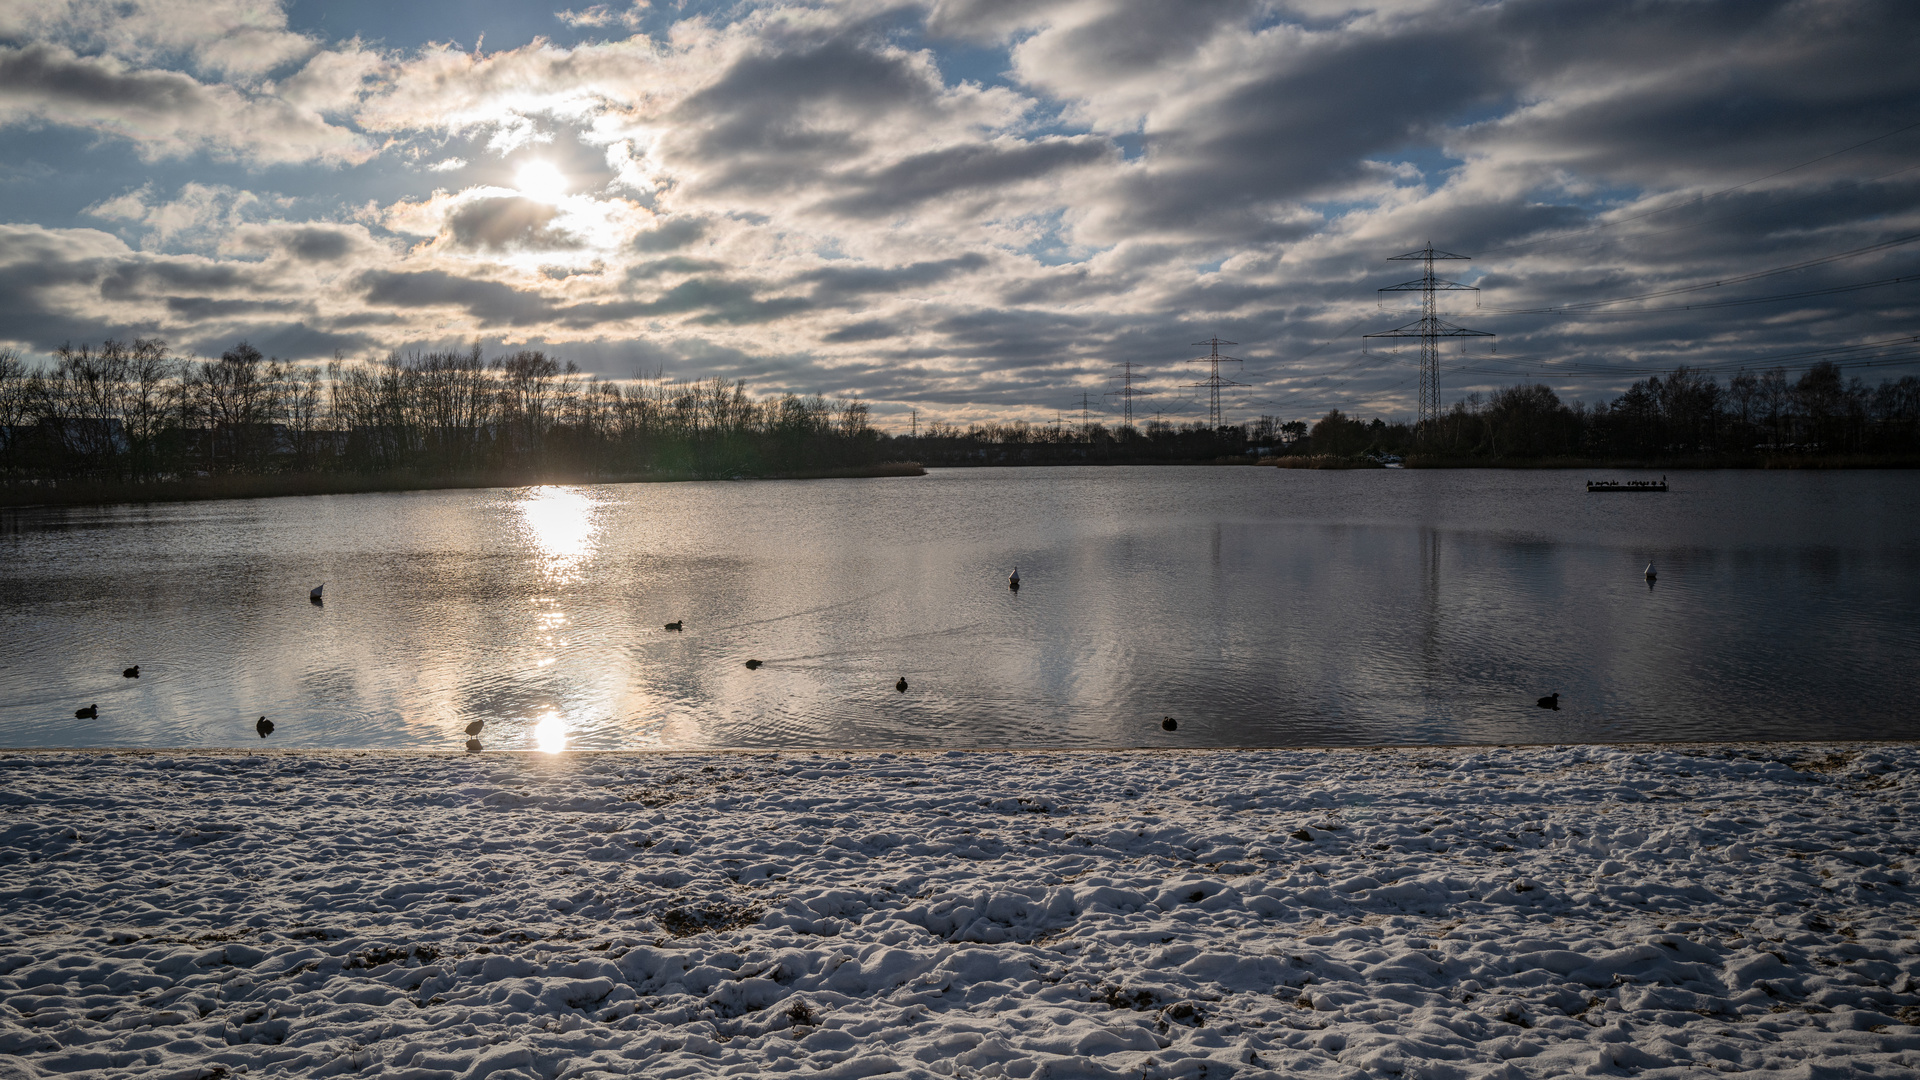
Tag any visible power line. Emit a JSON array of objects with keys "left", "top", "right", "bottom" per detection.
[
  {"left": 1103, "top": 361, "right": 1154, "bottom": 427},
  {"left": 1362, "top": 244, "right": 1494, "bottom": 434},
  {"left": 1186, "top": 337, "right": 1246, "bottom": 427}
]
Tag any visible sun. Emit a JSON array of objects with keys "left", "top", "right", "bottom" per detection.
[{"left": 514, "top": 160, "right": 569, "bottom": 203}]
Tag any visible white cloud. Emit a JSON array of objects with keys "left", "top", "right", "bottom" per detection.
[
  {"left": 0, "top": 43, "right": 370, "bottom": 164},
  {"left": 556, "top": 3, "right": 649, "bottom": 30},
  {"left": 0, "top": 0, "right": 316, "bottom": 77}
]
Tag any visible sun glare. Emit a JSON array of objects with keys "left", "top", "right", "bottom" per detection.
[
  {"left": 534, "top": 712, "right": 568, "bottom": 753},
  {"left": 514, "top": 160, "right": 569, "bottom": 203}
]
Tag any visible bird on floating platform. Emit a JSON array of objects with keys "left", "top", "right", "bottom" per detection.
[
  {"left": 310, "top": 584, "right": 324, "bottom": 603},
  {"left": 896, "top": 677, "right": 909, "bottom": 693},
  {"left": 664, "top": 620, "right": 684, "bottom": 631},
  {"left": 123, "top": 665, "right": 139, "bottom": 678},
  {"left": 256, "top": 715, "right": 274, "bottom": 738},
  {"left": 1162, "top": 717, "right": 1178, "bottom": 731},
  {"left": 1537, "top": 693, "right": 1560, "bottom": 710},
  {"left": 1009, "top": 568, "right": 1020, "bottom": 591},
  {"left": 464, "top": 719, "right": 484, "bottom": 737},
  {"left": 75, "top": 703, "right": 98, "bottom": 719},
  {"left": 745, "top": 659, "right": 763, "bottom": 670}
]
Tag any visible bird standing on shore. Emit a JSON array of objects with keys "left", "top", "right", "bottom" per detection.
[
  {"left": 75, "top": 704, "right": 97, "bottom": 719},
  {"left": 123, "top": 665, "right": 139, "bottom": 678},
  {"left": 1537, "top": 693, "right": 1560, "bottom": 710},
  {"left": 464, "top": 719, "right": 484, "bottom": 737},
  {"left": 256, "top": 716, "right": 274, "bottom": 738}
]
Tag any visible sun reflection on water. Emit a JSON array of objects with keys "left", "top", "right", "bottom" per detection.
[
  {"left": 533, "top": 713, "right": 568, "bottom": 753},
  {"left": 518, "top": 486, "right": 599, "bottom": 583}
]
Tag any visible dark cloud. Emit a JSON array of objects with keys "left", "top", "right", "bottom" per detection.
[
  {"left": 357, "top": 270, "right": 556, "bottom": 325},
  {"left": 633, "top": 216, "right": 708, "bottom": 253},
  {"left": 818, "top": 138, "right": 1113, "bottom": 218},
  {"left": 800, "top": 253, "right": 990, "bottom": 304},
  {"left": 282, "top": 227, "right": 357, "bottom": 262},
  {"left": 664, "top": 39, "right": 945, "bottom": 194},
  {"left": 627, "top": 256, "right": 724, "bottom": 280},
  {"left": 99, "top": 261, "right": 250, "bottom": 301},
  {"left": 823, "top": 319, "right": 902, "bottom": 343},
  {"left": 443, "top": 196, "right": 579, "bottom": 251}
]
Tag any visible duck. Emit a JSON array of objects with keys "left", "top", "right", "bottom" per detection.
[
  {"left": 464, "top": 719, "right": 484, "bottom": 737},
  {"left": 309, "top": 584, "right": 324, "bottom": 603},
  {"left": 256, "top": 715, "right": 274, "bottom": 738},
  {"left": 1161, "top": 717, "right": 1178, "bottom": 731},
  {"left": 1536, "top": 693, "right": 1560, "bottom": 711},
  {"left": 745, "top": 659, "right": 763, "bottom": 670},
  {"left": 1644, "top": 563, "right": 1657, "bottom": 581},
  {"left": 123, "top": 665, "right": 140, "bottom": 678},
  {"left": 895, "top": 677, "right": 909, "bottom": 693},
  {"left": 1009, "top": 567, "right": 1020, "bottom": 591},
  {"left": 664, "top": 620, "right": 684, "bottom": 631},
  {"left": 75, "top": 703, "right": 98, "bottom": 719}
]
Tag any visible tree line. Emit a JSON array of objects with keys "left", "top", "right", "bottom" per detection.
[
  {"left": 2, "top": 339, "right": 1915, "bottom": 492},
  {"left": 1298, "top": 363, "right": 1920, "bottom": 462},
  {"left": 0, "top": 340, "right": 888, "bottom": 486}
]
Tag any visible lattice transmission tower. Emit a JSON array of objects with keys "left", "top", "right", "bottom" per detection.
[
  {"left": 1104, "top": 361, "right": 1155, "bottom": 428},
  {"left": 1187, "top": 337, "right": 1246, "bottom": 428},
  {"left": 1362, "top": 245, "right": 1493, "bottom": 435}
]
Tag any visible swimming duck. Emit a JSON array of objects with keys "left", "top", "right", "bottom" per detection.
[
  {"left": 75, "top": 703, "right": 98, "bottom": 719},
  {"left": 896, "top": 677, "right": 909, "bottom": 693},
  {"left": 664, "top": 620, "right": 684, "bottom": 631},
  {"left": 256, "top": 715, "right": 274, "bottom": 738},
  {"left": 1162, "top": 717, "right": 1178, "bottom": 731},
  {"left": 1009, "top": 567, "right": 1020, "bottom": 591},
  {"left": 123, "top": 665, "right": 139, "bottom": 678},
  {"left": 310, "top": 584, "right": 324, "bottom": 603},
  {"left": 745, "top": 659, "right": 763, "bottom": 670},
  {"left": 1536, "top": 693, "right": 1560, "bottom": 710}
]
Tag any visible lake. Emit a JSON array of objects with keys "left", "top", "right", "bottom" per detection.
[{"left": 2, "top": 466, "right": 1916, "bottom": 750}]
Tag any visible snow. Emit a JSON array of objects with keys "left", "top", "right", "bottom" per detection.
[{"left": 2, "top": 743, "right": 1917, "bottom": 1079}]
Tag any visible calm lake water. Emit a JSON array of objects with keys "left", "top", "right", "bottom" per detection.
[{"left": 2, "top": 467, "right": 1916, "bottom": 751}]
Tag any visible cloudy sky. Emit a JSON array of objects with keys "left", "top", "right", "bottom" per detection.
[{"left": 1, "top": 0, "right": 1916, "bottom": 428}]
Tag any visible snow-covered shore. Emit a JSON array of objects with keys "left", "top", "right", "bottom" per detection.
[{"left": 2, "top": 743, "right": 1917, "bottom": 1079}]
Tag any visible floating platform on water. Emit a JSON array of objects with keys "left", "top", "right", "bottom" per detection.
[{"left": 1587, "top": 480, "right": 1668, "bottom": 492}]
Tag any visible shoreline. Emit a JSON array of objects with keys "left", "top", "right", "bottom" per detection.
[
  {"left": 3, "top": 741, "right": 1915, "bottom": 1078},
  {"left": 5, "top": 455, "right": 1914, "bottom": 510},
  {"left": 0, "top": 461, "right": 927, "bottom": 509},
  {"left": 4, "top": 736, "right": 1917, "bottom": 757}
]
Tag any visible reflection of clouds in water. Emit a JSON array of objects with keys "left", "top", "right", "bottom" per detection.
[{"left": 517, "top": 486, "right": 598, "bottom": 583}]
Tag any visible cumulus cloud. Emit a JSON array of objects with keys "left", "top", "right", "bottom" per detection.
[
  {"left": 3, "top": 0, "right": 1917, "bottom": 423},
  {"left": 0, "top": 0, "right": 316, "bottom": 77},
  {"left": 0, "top": 43, "right": 368, "bottom": 164}
]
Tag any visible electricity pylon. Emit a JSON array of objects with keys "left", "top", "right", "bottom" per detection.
[
  {"left": 1187, "top": 337, "right": 1246, "bottom": 428},
  {"left": 1362, "top": 245, "right": 1493, "bottom": 435},
  {"left": 1105, "top": 362, "right": 1154, "bottom": 428}
]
